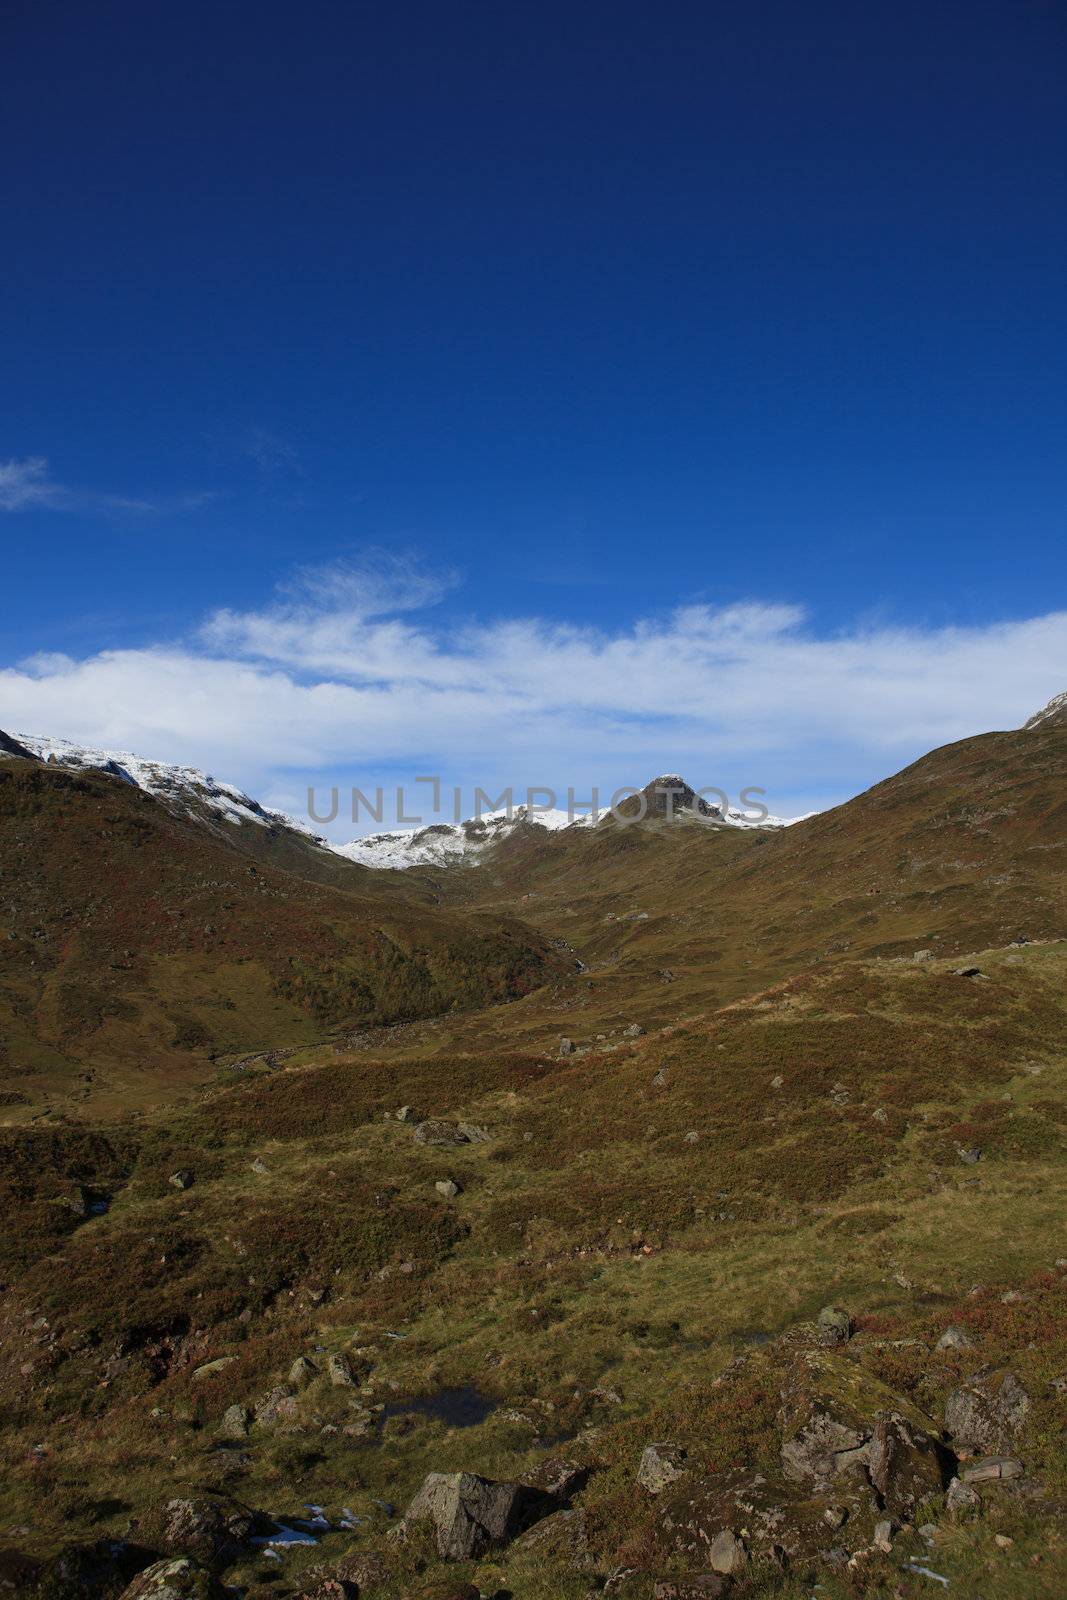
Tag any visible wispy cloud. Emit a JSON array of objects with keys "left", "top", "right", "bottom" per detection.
[
  {"left": 0, "top": 454, "right": 218, "bottom": 517},
  {"left": 243, "top": 427, "right": 301, "bottom": 476},
  {"left": 1, "top": 555, "right": 1064, "bottom": 832}
]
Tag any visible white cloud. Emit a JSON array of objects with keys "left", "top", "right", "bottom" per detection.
[
  {"left": 0, "top": 454, "right": 217, "bottom": 516},
  {"left": 1, "top": 557, "right": 1064, "bottom": 835},
  {"left": 0, "top": 456, "right": 65, "bottom": 511}
]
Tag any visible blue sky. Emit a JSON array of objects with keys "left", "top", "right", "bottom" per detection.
[{"left": 2, "top": 0, "right": 1065, "bottom": 834}]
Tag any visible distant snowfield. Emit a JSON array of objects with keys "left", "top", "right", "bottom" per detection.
[{"left": 13, "top": 733, "right": 809, "bottom": 870}]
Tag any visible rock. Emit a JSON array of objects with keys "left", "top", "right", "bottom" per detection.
[
  {"left": 559, "top": 1037, "right": 575, "bottom": 1056},
  {"left": 328, "top": 1550, "right": 390, "bottom": 1589},
  {"left": 816, "top": 1306, "right": 851, "bottom": 1346},
  {"left": 945, "top": 1368, "right": 1031, "bottom": 1453},
  {"left": 823, "top": 1505, "right": 847, "bottom": 1528},
  {"left": 289, "top": 1355, "right": 319, "bottom": 1389},
  {"left": 952, "top": 966, "right": 984, "bottom": 978},
  {"left": 945, "top": 1476, "right": 981, "bottom": 1514},
  {"left": 652, "top": 1069, "right": 669, "bottom": 1088},
  {"left": 455, "top": 1122, "right": 490, "bottom": 1143},
  {"left": 136, "top": 1496, "right": 255, "bottom": 1568},
  {"left": 403, "top": 1471, "right": 549, "bottom": 1560},
  {"left": 936, "top": 1325, "right": 972, "bottom": 1351},
  {"left": 218, "top": 1404, "right": 251, "bottom": 1440},
  {"left": 653, "top": 1577, "right": 729, "bottom": 1599},
  {"left": 624, "top": 1023, "right": 644, "bottom": 1037},
  {"left": 683, "top": 1131, "right": 699, "bottom": 1144},
  {"left": 119, "top": 1557, "right": 227, "bottom": 1600},
  {"left": 396, "top": 1105, "right": 413, "bottom": 1121},
  {"left": 770, "top": 1074, "right": 784, "bottom": 1089},
  {"left": 872, "top": 1106, "right": 888, "bottom": 1124},
  {"left": 25, "top": 1541, "right": 142, "bottom": 1600},
  {"left": 253, "top": 1384, "right": 296, "bottom": 1426},
  {"left": 327, "top": 1353, "right": 355, "bottom": 1387},
  {"left": 956, "top": 1145, "right": 982, "bottom": 1164},
  {"left": 291, "top": 1581, "right": 358, "bottom": 1600},
  {"left": 513, "top": 1507, "right": 595, "bottom": 1570},
  {"left": 872, "top": 1519, "right": 894, "bottom": 1553},
  {"left": 866, "top": 1414, "right": 945, "bottom": 1513},
  {"left": 169, "top": 1170, "right": 194, "bottom": 1190},
  {"left": 638, "top": 1442, "right": 689, "bottom": 1494},
  {"left": 960, "top": 1455, "right": 1024, "bottom": 1483},
  {"left": 435, "top": 1179, "right": 462, "bottom": 1199},
  {"left": 413, "top": 1120, "right": 468, "bottom": 1146},
  {"left": 250, "top": 1158, "right": 269, "bottom": 1175},
  {"left": 708, "top": 1530, "right": 747, "bottom": 1576},
  {"left": 191, "top": 1356, "right": 237, "bottom": 1381},
  {"left": 521, "top": 1456, "right": 589, "bottom": 1500}
]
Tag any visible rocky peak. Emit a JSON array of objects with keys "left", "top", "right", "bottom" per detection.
[
  {"left": 620, "top": 774, "right": 722, "bottom": 821},
  {"left": 1024, "top": 691, "right": 1067, "bottom": 730}
]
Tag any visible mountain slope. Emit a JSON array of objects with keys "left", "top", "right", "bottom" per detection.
[{"left": 0, "top": 755, "right": 569, "bottom": 1117}]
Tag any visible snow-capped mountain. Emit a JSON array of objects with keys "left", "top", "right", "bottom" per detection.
[
  {"left": 1025, "top": 691, "right": 1067, "bottom": 730},
  {"left": 5, "top": 732, "right": 806, "bottom": 872},
  {"left": 12, "top": 733, "right": 329, "bottom": 844}
]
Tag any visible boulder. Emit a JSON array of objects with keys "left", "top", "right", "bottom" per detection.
[
  {"left": 253, "top": 1384, "right": 296, "bottom": 1426},
  {"left": 936, "top": 1326, "right": 972, "bottom": 1351},
  {"left": 945, "top": 1476, "right": 981, "bottom": 1515},
  {"left": 289, "top": 1355, "right": 319, "bottom": 1389},
  {"left": 960, "top": 1455, "right": 1024, "bottom": 1483},
  {"left": 119, "top": 1557, "right": 227, "bottom": 1600},
  {"left": 403, "top": 1471, "right": 548, "bottom": 1560},
  {"left": 327, "top": 1352, "right": 355, "bottom": 1387},
  {"left": 945, "top": 1368, "right": 1031, "bottom": 1454},
  {"left": 521, "top": 1456, "right": 589, "bottom": 1501},
  {"left": 816, "top": 1306, "right": 851, "bottom": 1347},
  {"left": 513, "top": 1507, "right": 595, "bottom": 1571},
  {"left": 435, "top": 1179, "right": 462, "bottom": 1199},
  {"left": 137, "top": 1496, "right": 255, "bottom": 1568},
  {"left": 638, "top": 1443, "right": 689, "bottom": 1494},
  {"left": 413, "top": 1121, "right": 468, "bottom": 1147},
  {"left": 169, "top": 1170, "right": 194, "bottom": 1190},
  {"left": 708, "top": 1530, "right": 747, "bottom": 1576},
  {"left": 218, "top": 1403, "right": 251, "bottom": 1441}
]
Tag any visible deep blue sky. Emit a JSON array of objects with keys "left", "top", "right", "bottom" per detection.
[{"left": 1, "top": 1, "right": 1065, "bottom": 826}]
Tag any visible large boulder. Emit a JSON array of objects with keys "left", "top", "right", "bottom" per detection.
[
  {"left": 638, "top": 1443, "right": 690, "bottom": 1494},
  {"left": 119, "top": 1558, "right": 227, "bottom": 1600},
  {"left": 945, "top": 1368, "right": 1031, "bottom": 1454},
  {"left": 403, "top": 1471, "right": 549, "bottom": 1560},
  {"left": 413, "top": 1121, "right": 469, "bottom": 1147},
  {"left": 779, "top": 1353, "right": 946, "bottom": 1516},
  {"left": 136, "top": 1496, "right": 255, "bottom": 1568},
  {"left": 512, "top": 1508, "right": 596, "bottom": 1571}
]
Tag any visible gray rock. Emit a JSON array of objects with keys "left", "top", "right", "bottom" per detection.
[
  {"left": 653, "top": 1578, "right": 729, "bottom": 1599},
  {"left": 872, "top": 1519, "right": 894, "bottom": 1553},
  {"left": 435, "top": 1178, "right": 462, "bottom": 1198},
  {"left": 956, "top": 1145, "right": 982, "bottom": 1164},
  {"left": 945, "top": 1368, "right": 1031, "bottom": 1453},
  {"left": 770, "top": 1073, "right": 784, "bottom": 1089},
  {"left": 250, "top": 1158, "right": 269, "bottom": 1175},
  {"left": 513, "top": 1507, "right": 595, "bottom": 1570},
  {"left": 119, "top": 1557, "right": 227, "bottom": 1600},
  {"left": 936, "top": 1325, "right": 972, "bottom": 1351},
  {"left": 708, "top": 1530, "right": 747, "bottom": 1576},
  {"left": 960, "top": 1455, "right": 1024, "bottom": 1483},
  {"left": 683, "top": 1130, "right": 699, "bottom": 1144},
  {"left": 559, "top": 1037, "right": 575, "bottom": 1056},
  {"left": 288, "top": 1355, "right": 318, "bottom": 1389},
  {"left": 456, "top": 1121, "right": 491, "bottom": 1143},
  {"left": 816, "top": 1305, "right": 851, "bottom": 1346},
  {"left": 137, "top": 1496, "right": 254, "bottom": 1567},
  {"left": 652, "top": 1069, "right": 669, "bottom": 1088},
  {"left": 403, "top": 1470, "right": 547, "bottom": 1560},
  {"left": 637, "top": 1442, "right": 689, "bottom": 1493},
  {"left": 327, "top": 1352, "right": 354, "bottom": 1387},
  {"left": 253, "top": 1384, "right": 295, "bottom": 1426},
  {"left": 396, "top": 1105, "right": 413, "bottom": 1121},
  {"left": 945, "top": 1476, "right": 981, "bottom": 1514},
  {"left": 413, "top": 1120, "right": 468, "bottom": 1146},
  {"left": 218, "top": 1404, "right": 251, "bottom": 1441},
  {"left": 520, "top": 1456, "right": 589, "bottom": 1501},
  {"left": 624, "top": 1023, "right": 644, "bottom": 1037},
  {"left": 168, "top": 1170, "right": 194, "bottom": 1190}
]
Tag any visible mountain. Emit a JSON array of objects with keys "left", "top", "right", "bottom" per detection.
[
  {"left": 1, "top": 700, "right": 1065, "bottom": 1598},
  {"left": 1024, "top": 689, "right": 1067, "bottom": 729}
]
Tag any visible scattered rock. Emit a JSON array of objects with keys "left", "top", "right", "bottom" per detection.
[
  {"left": 638, "top": 1442, "right": 689, "bottom": 1494},
  {"left": 653, "top": 1576, "right": 729, "bottom": 1599},
  {"left": 403, "top": 1471, "right": 549, "bottom": 1560},
  {"left": 191, "top": 1356, "right": 236, "bottom": 1381},
  {"left": 327, "top": 1353, "right": 355, "bottom": 1387},
  {"left": 955, "top": 1145, "right": 982, "bottom": 1164},
  {"left": 960, "top": 1455, "right": 1024, "bottom": 1483},
  {"left": 816, "top": 1306, "right": 851, "bottom": 1346},
  {"left": 708, "top": 1530, "right": 747, "bottom": 1576},
  {"left": 945, "top": 1476, "right": 981, "bottom": 1514},
  {"left": 168, "top": 1170, "right": 194, "bottom": 1190},
  {"left": 413, "top": 1121, "right": 469, "bottom": 1147},
  {"left": 136, "top": 1496, "right": 255, "bottom": 1568},
  {"left": 119, "top": 1557, "right": 227, "bottom": 1600},
  {"left": 936, "top": 1325, "right": 972, "bottom": 1351},
  {"left": 945, "top": 1368, "right": 1031, "bottom": 1453},
  {"left": 289, "top": 1355, "right": 319, "bottom": 1389},
  {"left": 435, "top": 1179, "right": 462, "bottom": 1199},
  {"left": 218, "top": 1404, "right": 251, "bottom": 1441}
]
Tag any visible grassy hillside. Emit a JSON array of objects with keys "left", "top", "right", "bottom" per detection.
[{"left": 0, "top": 724, "right": 1065, "bottom": 1599}]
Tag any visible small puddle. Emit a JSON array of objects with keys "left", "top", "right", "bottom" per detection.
[{"left": 380, "top": 1385, "right": 495, "bottom": 1430}]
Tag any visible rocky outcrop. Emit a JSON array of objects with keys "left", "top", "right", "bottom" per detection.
[
  {"left": 638, "top": 1443, "right": 690, "bottom": 1494},
  {"left": 135, "top": 1496, "right": 255, "bottom": 1569},
  {"left": 402, "top": 1471, "right": 551, "bottom": 1560},
  {"left": 119, "top": 1557, "right": 227, "bottom": 1600},
  {"left": 944, "top": 1367, "right": 1031, "bottom": 1454}
]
